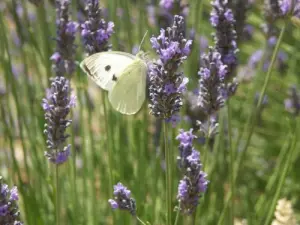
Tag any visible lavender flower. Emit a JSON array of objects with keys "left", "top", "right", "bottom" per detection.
[
  {"left": 42, "top": 76, "right": 76, "bottom": 164},
  {"left": 149, "top": 15, "right": 192, "bottom": 119},
  {"left": 50, "top": 0, "right": 78, "bottom": 77},
  {"left": 0, "top": 176, "right": 23, "bottom": 225},
  {"left": 176, "top": 130, "right": 208, "bottom": 214},
  {"left": 81, "top": 0, "right": 114, "bottom": 55},
  {"left": 243, "top": 24, "right": 254, "bottom": 41},
  {"left": 264, "top": 0, "right": 300, "bottom": 20},
  {"left": 108, "top": 183, "right": 136, "bottom": 216},
  {"left": 157, "top": 0, "right": 189, "bottom": 32},
  {"left": 198, "top": 47, "right": 227, "bottom": 115},
  {"left": 160, "top": 0, "right": 174, "bottom": 11},
  {"left": 159, "top": 0, "right": 189, "bottom": 17},
  {"left": 176, "top": 129, "right": 197, "bottom": 167},
  {"left": 211, "top": 0, "right": 238, "bottom": 78},
  {"left": 233, "top": 0, "right": 254, "bottom": 42},
  {"left": 284, "top": 85, "right": 300, "bottom": 116},
  {"left": 264, "top": 0, "right": 282, "bottom": 19}
]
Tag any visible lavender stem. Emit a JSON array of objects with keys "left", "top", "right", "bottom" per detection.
[{"left": 164, "top": 122, "right": 172, "bottom": 225}]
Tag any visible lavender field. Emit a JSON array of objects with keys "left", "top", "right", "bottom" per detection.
[{"left": 1, "top": 0, "right": 300, "bottom": 224}]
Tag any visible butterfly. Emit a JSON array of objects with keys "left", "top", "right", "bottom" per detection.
[{"left": 80, "top": 51, "right": 148, "bottom": 115}]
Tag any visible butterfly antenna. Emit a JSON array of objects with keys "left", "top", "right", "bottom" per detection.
[{"left": 138, "top": 30, "right": 149, "bottom": 52}]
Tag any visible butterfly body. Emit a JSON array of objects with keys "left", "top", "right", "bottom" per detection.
[{"left": 80, "top": 51, "right": 147, "bottom": 115}]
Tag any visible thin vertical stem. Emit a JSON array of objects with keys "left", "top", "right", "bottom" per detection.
[
  {"left": 202, "top": 117, "right": 211, "bottom": 171},
  {"left": 227, "top": 99, "right": 234, "bottom": 225},
  {"left": 164, "top": 122, "right": 172, "bottom": 225},
  {"left": 101, "top": 92, "right": 113, "bottom": 195},
  {"left": 192, "top": 212, "right": 197, "bottom": 225},
  {"left": 55, "top": 164, "right": 60, "bottom": 225},
  {"left": 136, "top": 216, "right": 147, "bottom": 225},
  {"left": 263, "top": 124, "right": 297, "bottom": 225},
  {"left": 174, "top": 208, "right": 180, "bottom": 225}
]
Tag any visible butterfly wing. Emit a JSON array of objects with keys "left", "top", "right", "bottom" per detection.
[
  {"left": 108, "top": 58, "right": 147, "bottom": 115},
  {"left": 80, "top": 51, "right": 136, "bottom": 91}
]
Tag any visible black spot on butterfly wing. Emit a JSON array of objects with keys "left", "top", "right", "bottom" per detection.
[
  {"left": 112, "top": 74, "right": 117, "bottom": 81},
  {"left": 105, "top": 65, "right": 111, "bottom": 71}
]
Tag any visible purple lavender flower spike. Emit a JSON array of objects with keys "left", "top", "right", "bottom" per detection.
[
  {"left": 176, "top": 130, "right": 208, "bottom": 214},
  {"left": 264, "top": 0, "right": 282, "bottom": 19},
  {"left": 157, "top": 0, "right": 189, "bottom": 38},
  {"left": 211, "top": 0, "right": 238, "bottom": 79},
  {"left": 284, "top": 85, "right": 300, "bottom": 116},
  {"left": 232, "top": 0, "right": 253, "bottom": 42},
  {"left": 52, "top": 0, "right": 78, "bottom": 77},
  {"left": 9, "top": 187, "right": 18, "bottom": 201},
  {"left": 264, "top": 0, "right": 300, "bottom": 19},
  {"left": 160, "top": 0, "right": 174, "bottom": 11},
  {"left": 148, "top": 15, "right": 192, "bottom": 119},
  {"left": 0, "top": 177, "right": 23, "bottom": 224},
  {"left": 108, "top": 183, "right": 136, "bottom": 216},
  {"left": 42, "top": 76, "right": 76, "bottom": 164},
  {"left": 198, "top": 47, "right": 226, "bottom": 115},
  {"left": 81, "top": 0, "right": 114, "bottom": 55}
]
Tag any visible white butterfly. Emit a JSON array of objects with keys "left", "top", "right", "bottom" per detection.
[{"left": 80, "top": 51, "right": 147, "bottom": 115}]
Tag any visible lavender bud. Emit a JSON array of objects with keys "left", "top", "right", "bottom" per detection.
[
  {"left": 264, "top": 0, "right": 300, "bottom": 20},
  {"left": 284, "top": 85, "right": 300, "bottom": 116},
  {"left": 108, "top": 183, "right": 136, "bottom": 216},
  {"left": 0, "top": 177, "right": 23, "bottom": 225},
  {"left": 81, "top": 0, "right": 114, "bottom": 55},
  {"left": 198, "top": 47, "right": 226, "bottom": 115},
  {"left": 176, "top": 130, "right": 208, "bottom": 214},
  {"left": 211, "top": 0, "right": 238, "bottom": 79},
  {"left": 42, "top": 76, "right": 76, "bottom": 164},
  {"left": 51, "top": 0, "right": 78, "bottom": 77},
  {"left": 148, "top": 15, "right": 192, "bottom": 119},
  {"left": 158, "top": 0, "right": 189, "bottom": 28},
  {"left": 264, "top": 0, "right": 282, "bottom": 19},
  {"left": 233, "top": 0, "right": 254, "bottom": 42},
  {"left": 160, "top": 0, "right": 174, "bottom": 11}
]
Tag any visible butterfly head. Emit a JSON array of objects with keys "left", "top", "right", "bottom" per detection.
[{"left": 136, "top": 51, "right": 150, "bottom": 62}]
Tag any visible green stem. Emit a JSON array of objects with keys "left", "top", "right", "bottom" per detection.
[
  {"left": 254, "top": 138, "right": 289, "bottom": 216},
  {"left": 227, "top": 100, "right": 234, "bottom": 224},
  {"left": 136, "top": 216, "right": 147, "bottom": 225},
  {"left": 164, "top": 122, "right": 172, "bottom": 225},
  {"left": 202, "top": 116, "right": 211, "bottom": 171},
  {"left": 174, "top": 207, "right": 180, "bottom": 225},
  {"left": 263, "top": 124, "right": 297, "bottom": 225},
  {"left": 55, "top": 164, "right": 60, "bottom": 225},
  {"left": 217, "top": 192, "right": 231, "bottom": 225},
  {"left": 101, "top": 92, "right": 114, "bottom": 195},
  {"left": 192, "top": 211, "right": 197, "bottom": 225}
]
